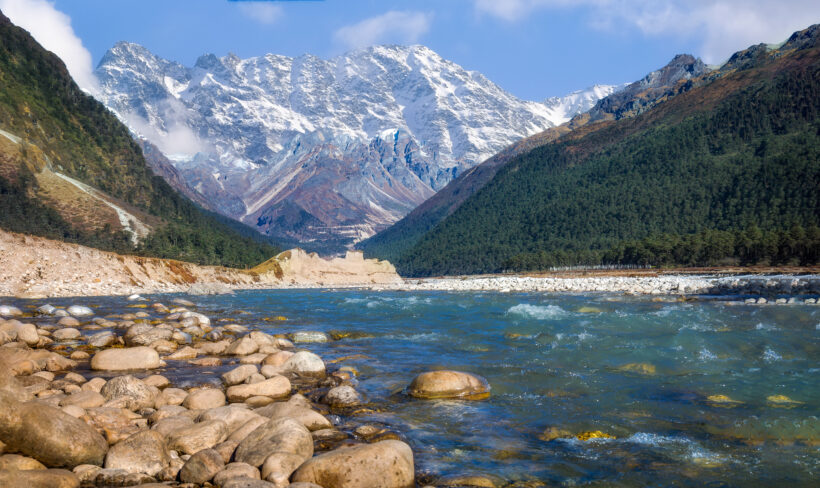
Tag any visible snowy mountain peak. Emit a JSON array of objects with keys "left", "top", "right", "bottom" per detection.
[{"left": 94, "top": 42, "right": 619, "bottom": 250}]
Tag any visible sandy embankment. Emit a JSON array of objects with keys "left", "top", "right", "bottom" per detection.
[{"left": 0, "top": 230, "right": 401, "bottom": 298}]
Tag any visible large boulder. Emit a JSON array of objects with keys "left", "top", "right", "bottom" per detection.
[
  {"left": 407, "top": 371, "right": 490, "bottom": 400},
  {"left": 100, "top": 375, "right": 157, "bottom": 410},
  {"left": 234, "top": 418, "right": 313, "bottom": 468},
  {"left": 104, "top": 430, "right": 169, "bottom": 476},
  {"left": 226, "top": 376, "right": 291, "bottom": 403},
  {"left": 91, "top": 347, "right": 161, "bottom": 371},
  {"left": 0, "top": 391, "right": 108, "bottom": 468},
  {"left": 292, "top": 440, "right": 414, "bottom": 488}
]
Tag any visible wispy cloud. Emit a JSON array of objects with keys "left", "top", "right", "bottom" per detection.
[
  {"left": 334, "top": 10, "right": 432, "bottom": 50},
  {"left": 0, "top": 0, "right": 99, "bottom": 93},
  {"left": 236, "top": 2, "right": 283, "bottom": 25},
  {"left": 473, "top": 0, "right": 820, "bottom": 63}
]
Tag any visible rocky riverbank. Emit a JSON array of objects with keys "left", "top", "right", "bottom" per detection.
[
  {"left": 0, "top": 297, "right": 487, "bottom": 487},
  {"left": 0, "top": 230, "right": 401, "bottom": 298},
  {"left": 386, "top": 274, "right": 820, "bottom": 298}
]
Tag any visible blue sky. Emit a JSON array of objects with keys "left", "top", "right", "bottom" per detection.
[{"left": 3, "top": 0, "right": 819, "bottom": 100}]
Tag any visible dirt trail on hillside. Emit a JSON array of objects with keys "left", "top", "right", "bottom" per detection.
[{"left": 0, "top": 230, "right": 402, "bottom": 298}]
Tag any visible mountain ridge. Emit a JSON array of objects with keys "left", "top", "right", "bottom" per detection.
[
  {"left": 368, "top": 24, "right": 820, "bottom": 276},
  {"left": 95, "top": 42, "right": 620, "bottom": 249}
]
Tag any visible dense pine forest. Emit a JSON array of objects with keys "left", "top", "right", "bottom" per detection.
[
  {"left": 0, "top": 12, "right": 279, "bottom": 268},
  {"left": 388, "top": 39, "right": 820, "bottom": 276}
]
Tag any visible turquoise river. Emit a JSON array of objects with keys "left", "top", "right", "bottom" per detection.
[{"left": 12, "top": 289, "right": 820, "bottom": 486}]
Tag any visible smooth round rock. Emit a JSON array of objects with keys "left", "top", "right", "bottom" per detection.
[
  {"left": 0, "top": 453, "right": 47, "bottom": 470},
  {"left": 0, "top": 391, "right": 108, "bottom": 468},
  {"left": 289, "top": 331, "right": 329, "bottom": 343},
  {"left": 167, "top": 420, "right": 229, "bottom": 455},
  {"left": 67, "top": 305, "right": 94, "bottom": 317},
  {"left": 184, "top": 388, "right": 226, "bottom": 410},
  {"left": 226, "top": 376, "right": 291, "bottom": 403},
  {"left": 323, "top": 385, "right": 362, "bottom": 407},
  {"left": 407, "top": 370, "right": 490, "bottom": 400},
  {"left": 100, "top": 375, "right": 156, "bottom": 410},
  {"left": 91, "top": 347, "right": 161, "bottom": 371},
  {"left": 292, "top": 440, "right": 414, "bottom": 488},
  {"left": 281, "top": 351, "right": 325, "bottom": 377},
  {"left": 53, "top": 327, "right": 81, "bottom": 340},
  {"left": 180, "top": 448, "right": 224, "bottom": 484},
  {"left": 0, "top": 469, "right": 80, "bottom": 488},
  {"left": 222, "top": 364, "right": 259, "bottom": 386},
  {"left": 235, "top": 418, "right": 313, "bottom": 468},
  {"left": 104, "top": 430, "right": 170, "bottom": 476}
]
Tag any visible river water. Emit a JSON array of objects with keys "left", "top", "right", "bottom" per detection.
[{"left": 15, "top": 289, "right": 820, "bottom": 486}]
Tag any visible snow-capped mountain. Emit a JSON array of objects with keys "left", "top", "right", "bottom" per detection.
[{"left": 94, "top": 42, "right": 619, "bottom": 249}]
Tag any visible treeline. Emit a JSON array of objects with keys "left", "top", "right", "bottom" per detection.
[
  {"left": 503, "top": 225, "right": 820, "bottom": 271},
  {"left": 390, "top": 47, "right": 820, "bottom": 277}
]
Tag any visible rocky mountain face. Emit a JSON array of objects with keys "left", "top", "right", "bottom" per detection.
[
  {"left": 94, "top": 43, "right": 618, "bottom": 250},
  {"left": 358, "top": 54, "right": 713, "bottom": 262}
]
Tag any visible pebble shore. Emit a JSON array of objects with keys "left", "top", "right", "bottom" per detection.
[
  {"left": 384, "top": 274, "right": 820, "bottom": 298},
  {"left": 0, "top": 297, "right": 452, "bottom": 488}
]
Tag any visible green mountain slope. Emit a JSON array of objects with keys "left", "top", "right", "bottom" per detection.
[
  {"left": 388, "top": 25, "right": 820, "bottom": 276},
  {"left": 358, "top": 54, "right": 712, "bottom": 263},
  {"left": 0, "top": 11, "right": 278, "bottom": 267}
]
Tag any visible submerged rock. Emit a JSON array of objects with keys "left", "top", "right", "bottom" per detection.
[
  {"left": 407, "top": 370, "right": 490, "bottom": 400},
  {"left": 289, "top": 331, "right": 330, "bottom": 343},
  {"left": 616, "top": 363, "right": 656, "bottom": 375}
]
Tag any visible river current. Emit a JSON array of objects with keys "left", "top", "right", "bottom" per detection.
[{"left": 16, "top": 289, "right": 820, "bottom": 486}]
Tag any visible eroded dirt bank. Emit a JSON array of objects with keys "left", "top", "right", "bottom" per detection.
[{"left": 0, "top": 230, "right": 401, "bottom": 298}]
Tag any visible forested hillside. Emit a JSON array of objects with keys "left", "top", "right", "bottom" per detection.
[
  {"left": 0, "top": 11, "right": 278, "bottom": 267},
  {"left": 387, "top": 26, "right": 820, "bottom": 276}
]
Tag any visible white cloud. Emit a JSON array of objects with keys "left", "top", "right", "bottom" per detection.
[
  {"left": 0, "top": 0, "right": 99, "bottom": 93},
  {"left": 237, "top": 2, "right": 283, "bottom": 25},
  {"left": 334, "top": 10, "right": 432, "bottom": 50},
  {"left": 473, "top": 0, "right": 820, "bottom": 64},
  {"left": 119, "top": 98, "right": 210, "bottom": 157}
]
